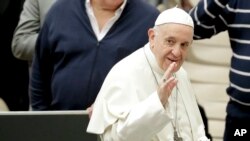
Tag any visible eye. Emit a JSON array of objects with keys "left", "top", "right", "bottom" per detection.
[
  {"left": 181, "top": 42, "right": 190, "bottom": 48},
  {"left": 165, "top": 39, "right": 175, "bottom": 46}
]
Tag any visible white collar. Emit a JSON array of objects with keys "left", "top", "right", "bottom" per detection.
[
  {"left": 144, "top": 43, "right": 165, "bottom": 75},
  {"left": 85, "top": 0, "right": 127, "bottom": 41}
]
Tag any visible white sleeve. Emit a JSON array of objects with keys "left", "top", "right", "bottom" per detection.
[{"left": 102, "top": 92, "right": 172, "bottom": 141}]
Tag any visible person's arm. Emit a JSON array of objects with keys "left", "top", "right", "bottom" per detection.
[
  {"left": 101, "top": 63, "right": 178, "bottom": 141},
  {"left": 30, "top": 22, "right": 52, "bottom": 110},
  {"left": 180, "top": 0, "right": 193, "bottom": 12},
  {"left": 11, "top": 0, "right": 40, "bottom": 61},
  {"left": 102, "top": 92, "right": 172, "bottom": 141},
  {"left": 189, "top": 0, "right": 230, "bottom": 39}
]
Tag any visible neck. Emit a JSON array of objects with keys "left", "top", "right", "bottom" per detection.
[
  {"left": 90, "top": 0, "right": 123, "bottom": 31},
  {"left": 91, "top": 0, "right": 123, "bottom": 12}
]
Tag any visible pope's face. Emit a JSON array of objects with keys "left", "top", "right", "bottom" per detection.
[{"left": 149, "top": 23, "right": 193, "bottom": 72}]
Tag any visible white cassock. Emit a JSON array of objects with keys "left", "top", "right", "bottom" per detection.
[{"left": 87, "top": 43, "right": 209, "bottom": 141}]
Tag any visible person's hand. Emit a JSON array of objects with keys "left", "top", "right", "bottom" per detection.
[
  {"left": 86, "top": 104, "right": 93, "bottom": 119},
  {"left": 179, "top": 0, "right": 193, "bottom": 11},
  {"left": 157, "top": 62, "right": 178, "bottom": 106}
]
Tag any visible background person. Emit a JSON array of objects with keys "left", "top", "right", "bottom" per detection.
[
  {"left": 12, "top": 0, "right": 56, "bottom": 62},
  {"left": 189, "top": 0, "right": 250, "bottom": 140},
  {"left": 30, "top": 0, "right": 159, "bottom": 110}
]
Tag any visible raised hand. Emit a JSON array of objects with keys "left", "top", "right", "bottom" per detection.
[{"left": 157, "top": 62, "right": 178, "bottom": 106}]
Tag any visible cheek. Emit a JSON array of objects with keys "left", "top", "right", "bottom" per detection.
[
  {"left": 162, "top": 57, "right": 171, "bottom": 70},
  {"left": 159, "top": 52, "right": 167, "bottom": 62},
  {"left": 181, "top": 50, "right": 189, "bottom": 64},
  {"left": 182, "top": 50, "right": 189, "bottom": 59}
]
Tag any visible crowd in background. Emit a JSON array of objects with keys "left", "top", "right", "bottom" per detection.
[
  {"left": 0, "top": 0, "right": 176, "bottom": 112},
  {"left": 1, "top": 0, "right": 250, "bottom": 140}
]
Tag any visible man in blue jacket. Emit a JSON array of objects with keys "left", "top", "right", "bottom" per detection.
[{"left": 30, "top": 0, "right": 159, "bottom": 110}]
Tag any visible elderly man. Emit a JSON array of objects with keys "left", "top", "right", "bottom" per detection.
[{"left": 87, "top": 7, "right": 209, "bottom": 141}]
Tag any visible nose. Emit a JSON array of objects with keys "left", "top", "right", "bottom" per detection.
[{"left": 171, "top": 46, "right": 182, "bottom": 57}]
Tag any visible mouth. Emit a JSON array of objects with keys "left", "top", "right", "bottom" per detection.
[{"left": 168, "top": 58, "right": 178, "bottom": 63}]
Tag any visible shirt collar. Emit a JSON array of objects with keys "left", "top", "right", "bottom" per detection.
[
  {"left": 120, "top": 0, "right": 127, "bottom": 11},
  {"left": 144, "top": 43, "right": 165, "bottom": 75}
]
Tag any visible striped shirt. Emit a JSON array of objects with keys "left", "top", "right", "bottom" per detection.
[{"left": 189, "top": 0, "right": 250, "bottom": 108}]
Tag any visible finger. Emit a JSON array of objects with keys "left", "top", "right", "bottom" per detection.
[
  {"left": 158, "top": 77, "right": 178, "bottom": 105},
  {"left": 162, "top": 62, "right": 176, "bottom": 82},
  {"left": 86, "top": 106, "right": 93, "bottom": 119},
  {"left": 162, "top": 76, "right": 178, "bottom": 93}
]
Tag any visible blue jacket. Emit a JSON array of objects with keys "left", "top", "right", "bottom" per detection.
[{"left": 31, "top": 0, "right": 159, "bottom": 110}]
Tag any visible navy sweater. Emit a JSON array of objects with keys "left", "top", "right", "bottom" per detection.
[
  {"left": 30, "top": 0, "right": 159, "bottom": 110},
  {"left": 190, "top": 0, "right": 250, "bottom": 117}
]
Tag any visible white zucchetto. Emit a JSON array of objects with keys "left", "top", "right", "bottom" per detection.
[{"left": 155, "top": 7, "right": 194, "bottom": 28}]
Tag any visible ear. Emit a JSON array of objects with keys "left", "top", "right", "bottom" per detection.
[{"left": 148, "top": 28, "right": 155, "bottom": 47}]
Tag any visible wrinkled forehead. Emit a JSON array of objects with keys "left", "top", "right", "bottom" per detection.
[
  {"left": 154, "top": 23, "right": 194, "bottom": 41},
  {"left": 154, "top": 23, "right": 193, "bottom": 33}
]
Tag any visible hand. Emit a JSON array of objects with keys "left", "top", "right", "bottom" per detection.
[
  {"left": 157, "top": 62, "right": 178, "bottom": 106},
  {"left": 179, "top": 0, "right": 193, "bottom": 11},
  {"left": 86, "top": 104, "right": 93, "bottom": 119}
]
